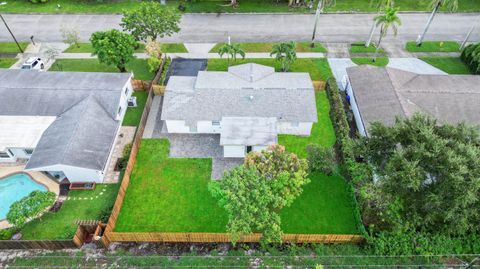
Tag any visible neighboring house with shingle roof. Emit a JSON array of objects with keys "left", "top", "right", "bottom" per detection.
[
  {"left": 161, "top": 63, "right": 318, "bottom": 158},
  {"left": 345, "top": 65, "right": 480, "bottom": 136},
  {"left": 0, "top": 69, "right": 133, "bottom": 183}
]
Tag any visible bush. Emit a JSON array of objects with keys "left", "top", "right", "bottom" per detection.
[
  {"left": 30, "top": 0, "right": 48, "bottom": 3},
  {"left": 0, "top": 228, "right": 17, "bottom": 240},
  {"left": 461, "top": 43, "right": 480, "bottom": 74},
  {"left": 7, "top": 191, "right": 56, "bottom": 228},
  {"left": 306, "top": 144, "right": 336, "bottom": 175}
]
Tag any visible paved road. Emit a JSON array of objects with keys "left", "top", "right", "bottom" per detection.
[{"left": 1, "top": 13, "right": 479, "bottom": 43}]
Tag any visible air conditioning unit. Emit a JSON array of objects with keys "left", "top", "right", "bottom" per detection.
[{"left": 127, "top": 96, "right": 137, "bottom": 107}]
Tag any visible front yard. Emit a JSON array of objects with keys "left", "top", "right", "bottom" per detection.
[
  {"left": 0, "top": 58, "right": 17, "bottom": 68},
  {"left": 209, "top": 42, "right": 327, "bottom": 53},
  {"left": 419, "top": 57, "right": 472, "bottom": 74},
  {"left": 20, "top": 184, "right": 119, "bottom": 240},
  {"left": 114, "top": 91, "right": 360, "bottom": 235}
]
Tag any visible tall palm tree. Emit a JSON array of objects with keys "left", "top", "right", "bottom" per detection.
[
  {"left": 365, "top": 0, "right": 394, "bottom": 47},
  {"left": 218, "top": 43, "right": 246, "bottom": 67},
  {"left": 270, "top": 41, "right": 297, "bottom": 72},
  {"left": 373, "top": 5, "right": 401, "bottom": 62},
  {"left": 311, "top": 0, "right": 336, "bottom": 47},
  {"left": 416, "top": 0, "right": 458, "bottom": 46}
]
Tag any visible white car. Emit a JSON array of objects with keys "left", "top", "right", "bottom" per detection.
[{"left": 21, "top": 57, "right": 45, "bottom": 70}]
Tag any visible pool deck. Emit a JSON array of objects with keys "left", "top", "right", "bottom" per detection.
[{"left": 0, "top": 165, "right": 59, "bottom": 230}]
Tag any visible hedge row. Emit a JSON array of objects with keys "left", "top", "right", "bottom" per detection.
[
  {"left": 461, "top": 42, "right": 480, "bottom": 74},
  {"left": 324, "top": 78, "right": 367, "bottom": 237}
]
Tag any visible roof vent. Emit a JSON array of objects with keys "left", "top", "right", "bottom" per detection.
[{"left": 249, "top": 95, "right": 254, "bottom": 100}]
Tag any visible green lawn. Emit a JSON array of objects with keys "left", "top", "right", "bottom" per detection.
[
  {"left": 64, "top": 43, "right": 186, "bottom": 53},
  {"left": 49, "top": 59, "right": 154, "bottom": 80},
  {"left": 1, "top": 0, "right": 479, "bottom": 13},
  {"left": 207, "top": 58, "right": 332, "bottom": 81},
  {"left": 351, "top": 57, "right": 389, "bottom": 67},
  {"left": 21, "top": 185, "right": 119, "bottom": 240},
  {"left": 420, "top": 57, "right": 472, "bottom": 74},
  {"left": 405, "top": 41, "right": 460, "bottom": 52},
  {"left": 210, "top": 42, "right": 327, "bottom": 53},
  {"left": 0, "top": 58, "right": 17, "bottom": 68},
  {"left": 278, "top": 91, "right": 335, "bottom": 158},
  {"left": 123, "top": 91, "right": 148, "bottom": 126},
  {"left": 0, "top": 42, "right": 29, "bottom": 53},
  {"left": 350, "top": 42, "right": 384, "bottom": 54}
]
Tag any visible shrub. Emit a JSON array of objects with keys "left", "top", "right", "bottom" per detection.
[
  {"left": 461, "top": 43, "right": 480, "bottom": 74},
  {"left": 306, "top": 144, "right": 336, "bottom": 175},
  {"left": 7, "top": 191, "right": 56, "bottom": 228},
  {"left": 30, "top": 0, "right": 48, "bottom": 3},
  {"left": 0, "top": 228, "right": 17, "bottom": 240}
]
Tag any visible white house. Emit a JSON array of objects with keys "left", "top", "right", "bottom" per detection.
[
  {"left": 344, "top": 65, "right": 480, "bottom": 136},
  {"left": 161, "top": 63, "right": 318, "bottom": 157},
  {"left": 0, "top": 69, "right": 133, "bottom": 183}
]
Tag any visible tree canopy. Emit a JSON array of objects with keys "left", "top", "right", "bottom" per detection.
[
  {"left": 7, "top": 191, "right": 56, "bottom": 228},
  {"left": 90, "top": 29, "right": 137, "bottom": 72},
  {"left": 270, "top": 41, "right": 297, "bottom": 72},
  {"left": 121, "top": 2, "right": 181, "bottom": 42},
  {"left": 217, "top": 43, "right": 245, "bottom": 66},
  {"left": 358, "top": 114, "right": 480, "bottom": 235},
  {"left": 210, "top": 145, "right": 309, "bottom": 243}
]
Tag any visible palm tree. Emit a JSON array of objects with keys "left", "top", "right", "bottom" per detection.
[
  {"left": 365, "top": 0, "right": 394, "bottom": 47},
  {"left": 311, "top": 0, "right": 336, "bottom": 47},
  {"left": 218, "top": 43, "right": 245, "bottom": 67},
  {"left": 373, "top": 5, "right": 401, "bottom": 62},
  {"left": 270, "top": 41, "right": 297, "bottom": 72},
  {"left": 416, "top": 0, "right": 458, "bottom": 46}
]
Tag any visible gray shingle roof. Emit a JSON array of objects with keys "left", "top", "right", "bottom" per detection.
[
  {"left": 161, "top": 63, "right": 317, "bottom": 123},
  {"left": 0, "top": 69, "right": 131, "bottom": 171},
  {"left": 346, "top": 65, "right": 480, "bottom": 133}
]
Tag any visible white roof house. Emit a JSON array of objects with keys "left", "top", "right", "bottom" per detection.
[
  {"left": 0, "top": 69, "right": 133, "bottom": 183},
  {"left": 161, "top": 63, "right": 318, "bottom": 158}
]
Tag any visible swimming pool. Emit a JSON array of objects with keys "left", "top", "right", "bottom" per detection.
[{"left": 0, "top": 173, "right": 47, "bottom": 220}]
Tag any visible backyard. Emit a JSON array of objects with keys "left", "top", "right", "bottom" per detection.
[
  {"left": 20, "top": 184, "right": 119, "bottom": 240},
  {"left": 123, "top": 91, "right": 148, "bottom": 127}
]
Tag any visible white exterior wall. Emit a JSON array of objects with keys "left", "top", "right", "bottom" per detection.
[
  {"left": 223, "top": 145, "right": 246, "bottom": 158},
  {"left": 277, "top": 122, "right": 313, "bottom": 136},
  {"left": 165, "top": 120, "right": 191, "bottom": 133},
  {"left": 253, "top": 145, "right": 267, "bottom": 152},
  {"left": 345, "top": 77, "right": 367, "bottom": 137},
  {"left": 116, "top": 79, "right": 134, "bottom": 121},
  {"left": 27, "top": 164, "right": 103, "bottom": 183}
]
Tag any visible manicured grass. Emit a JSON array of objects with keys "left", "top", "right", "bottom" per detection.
[
  {"left": 115, "top": 139, "right": 228, "bottom": 232},
  {"left": 420, "top": 57, "right": 472, "bottom": 74},
  {"left": 326, "top": 0, "right": 480, "bottom": 12},
  {"left": 350, "top": 42, "right": 384, "bottom": 54},
  {"left": 405, "top": 41, "right": 460, "bottom": 52},
  {"left": 209, "top": 42, "right": 326, "bottom": 53},
  {"left": 351, "top": 57, "right": 389, "bottom": 67},
  {"left": 0, "top": 42, "right": 29, "bottom": 53},
  {"left": 281, "top": 173, "right": 359, "bottom": 234},
  {"left": 49, "top": 59, "right": 154, "bottom": 80},
  {"left": 64, "top": 43, "right": 186, "bottom": 53},
  {"left": 122, "top": 91, "right": 148, "bottom": 126},
  {"left": 20, "top": 184, "right": 119, "bottom": 240},
  {"left": 207, "top": 58, "right": 332, "bottom": 81},
  {"left": 0, "top": 58, "right": 17, "bottom": 68},
  {"left": 278, "top": 91, "right": 335, "bottom": 158}
]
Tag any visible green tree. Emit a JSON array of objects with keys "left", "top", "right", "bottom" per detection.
[
  {"left": 358, "top": 114, "right": 480, "bottom": 235},
  {"left": 217, "top": 43, "right": 245, "bottom": 67},
  {"left": 372, "top": 5, "right": 401, "bottom": 61},
  {"left": 365, "top": 0, "right": 394, "bottom": 47},
  {"left": 270, "top": 41, "right": 297, "bottom": 72},
  {"left": 7, "top": 191, "right": 56, "bottom": 228},
  {"left": 121, "top": 2, "right": 181, "bottom": 42},
  {"left": 90, "top": 29, "right": 137, "bottom": 72},
  {"left": 417, "top": 0, "right": 458, "bottom": 46},
  {"left": 210, "top": 145, "right": 309, "bottom": 244}
]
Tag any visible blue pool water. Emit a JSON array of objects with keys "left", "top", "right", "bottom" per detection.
[{"left": 0, "top": 173, "right": 47, "bottom": 220}]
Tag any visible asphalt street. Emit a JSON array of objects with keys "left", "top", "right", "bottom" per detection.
[{"left": 1, "top": 13, "right": 479, "bottom": 43}]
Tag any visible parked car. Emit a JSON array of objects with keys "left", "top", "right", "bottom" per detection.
[{"left": 21, "top": 57, "right": 44, "bottom": 70}]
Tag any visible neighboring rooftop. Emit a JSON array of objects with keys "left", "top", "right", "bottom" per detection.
[
  {"left": 161, "top": 63, "right": 317, "bottom": 123},
  {"left": 0, "top": 69, "right": 132, "bottom": 171},
  {"left": 346, "top": 65, "right": 480, "bottom": 133}
]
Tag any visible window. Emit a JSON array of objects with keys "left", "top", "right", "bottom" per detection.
[
  {"left": 124, "top": 87, "right": 129, "bottom": 95},
  {"left": 32, "top": 61, "right": 38, "bottom": 68},
  {"left": 212, "top": 121, "right": 220, "bottom": 126},
  {"left": 24, "top": 148, "right": 34, "bottom": 155},
  {"left": 118, "top": 106, "right": 122, "bottom": 116},
  {"left": 0, "top": 151, "right": 10, "bottom": 158}
]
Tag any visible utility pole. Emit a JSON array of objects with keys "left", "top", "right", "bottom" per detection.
[
  {"left": 310, "top": 0, "right": 323, "bottom": 48},
  {"left": 460, "top": 15, "right": 480, "bottom": 50},
  {"left": 0, "top": 13, "right": 24, "bottom": 53}
]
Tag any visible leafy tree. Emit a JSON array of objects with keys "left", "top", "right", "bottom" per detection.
[
  {"left": 60, "top": 26, "right": 80, "bottom": 49},
  {"left": 121, "top": 2, "right": 181, "bottom": 42},
  {"left": 306, "top": 144, "right": 336, "bottom": 175},
  {"left": 372, "top": 5, "right": 401, "bottom": 61},
  {"left": 365, "top": 0, "right": 394, "bottom": 47},
  {"left": 145, "top": 37, "right": 163, "bottom": 73},
  {"left": 417, "top": 0, "right": 458, "bottom": 46},
  {"left": 358, "top": 114, "right": 480, "bottom": 235},
  {"left": 217, "top": 43, "right": 245, "bottom": 67},
  {"left": 210, "top": 145, "right": 309, "bottom": 244},
  {"left": 270, "top": 41, "right": 297, "bottom": 72},
  {"left": 7, "top": 191, "right": 56, "bottom": 228},
  {"left": 90, "top": 29, "right": 137, "bottom": 72}
]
